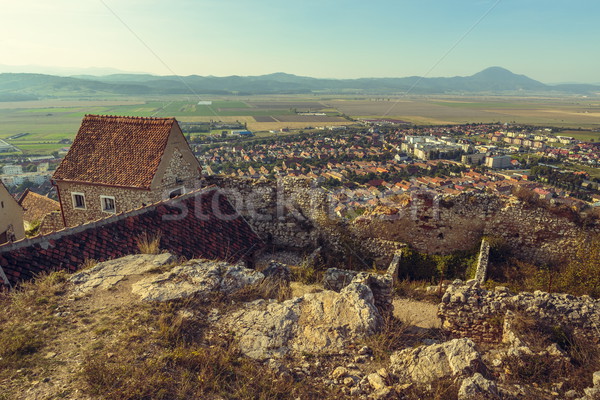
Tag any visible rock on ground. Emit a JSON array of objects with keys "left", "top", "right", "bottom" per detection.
[
  {"left": 458, "top": 373, "right": 501, "bottom": 400},
  {"left": 221, "top": 282, "right": 383, "bottom": 360},
  {"left": 390, "top": 338, "right": 484, "bottom": 385},
  {"left": 69, "top": 253, "right": 177, "bottom": 294},
  {"left": 131, "top": 259, "right": 264, "bottom": 302},
  {"left": 69, "top": 253, "right": 265, "bottom": 302}
]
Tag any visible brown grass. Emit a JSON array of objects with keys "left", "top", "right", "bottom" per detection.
[
  {"left": 136, "top": 231, "right": 162, "bottom": 254},
  {"left": 503, "top": 312, "right": 600, "bottom": 392}
]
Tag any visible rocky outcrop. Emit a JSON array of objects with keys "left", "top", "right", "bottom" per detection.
[
  {"left": 389, "top": 338, "right": 485, "bottom": 385},
  {"left": 323, "top": 269, "right": 394, "bottom": 315},
  {"left": 221, "top": 281, "right": 383, "bottom": 360},
  {"left": 131, "top": 260, "right": 264, "bottom": 302},
  {"left": 69, "top": 253, "right": 177, "bottom": 293},
  {"left": 69, "top": 253, "right": 264, "bottom": 302}
]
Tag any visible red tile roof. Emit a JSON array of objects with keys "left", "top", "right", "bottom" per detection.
[
  {"left": 0, "top": 187, "right": 264, "bottom": 288},
  {"left": 53, "top": 115, "right": 177, "bottom": 188},
  {"left": 18, "top": 189, "right": 60, "bottom": 223}
]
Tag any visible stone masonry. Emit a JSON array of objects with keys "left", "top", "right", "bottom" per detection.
[{"left": 438, "top": 280, "right": 600, "bottom": 344}]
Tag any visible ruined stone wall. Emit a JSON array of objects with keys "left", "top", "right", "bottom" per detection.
[
  {"left": 203, "top": 176, "right": 321, "bottom": 250},
  {"left": 438, "top": 281, "right": 600, "bottom": 344},
  {"left": 352, "top": 192, "right": 599, "bottom": 265},
  {"left": 203, "top": 177, "right": 597, "bottom": 266}
]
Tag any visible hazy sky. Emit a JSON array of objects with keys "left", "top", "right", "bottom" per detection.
[{"left": 1, "top": 0, "right": 599, "bottom": 83}]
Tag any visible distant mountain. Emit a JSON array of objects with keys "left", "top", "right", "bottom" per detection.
[
  {"left": 0, "top": 67, "right": 598, "bottom": 100},
  {"left": 0, "top": 64, "right": 145, "bottom": 76}
]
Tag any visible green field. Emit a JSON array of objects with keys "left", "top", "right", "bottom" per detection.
[
  {"left": 0, "top": 95, "right": 599, "bottom": 156},
  {"left": 559, "top": 130, "right": 600, "bottom": 142}
]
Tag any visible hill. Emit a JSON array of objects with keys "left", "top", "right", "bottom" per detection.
[
  {"left": 2, "top": 251, "right": 599, "bottom": 399},
  {"left": 1, "top": 67, "right": 599, "bottom": 100}
]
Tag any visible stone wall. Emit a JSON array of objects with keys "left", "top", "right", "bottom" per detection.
[
  {"left": 438, "top": 281, "right": 600, "bottom": 344},
  {"left": 203, "top": 177, "right": 597, "bottom": 267},
  {"left": 323, "top": 268, "right": 394, "bottom": 315},
  {"left": 203, "top": 176, "right": 322, "bottom": 250},
  {"left": 353, "top": 191, "right": 599, "bottom": 265},
  {"left": 56, "top": 182, "right": 162, "bottom": 227},
  {"left": 39, "top": 211, "right": 65, "bottom": 235},
  {"left": 0, "top": 187, "right": 263, "bottom": 288}
]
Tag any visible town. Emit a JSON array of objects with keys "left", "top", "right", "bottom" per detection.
[{"left": 2, "top": 121, "right": 600, "bottom": 235}]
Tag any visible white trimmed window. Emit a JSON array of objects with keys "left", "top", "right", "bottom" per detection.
[
  {"left": 100, "top": 196, "right": 116, "bottom": 213},
  {"left": 72, "top": 192, "right": 86, "bottom": 210}
]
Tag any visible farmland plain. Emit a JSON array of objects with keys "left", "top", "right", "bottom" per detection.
[{"left": 0, "top": 95, "right": 598, "bottom": 155}]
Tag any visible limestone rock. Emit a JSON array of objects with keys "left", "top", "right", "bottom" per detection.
[
  {"left": 390, "top": 338, "right": 484, "bottom": 385},
  {"left": 262, "top": 261, "right": 291, "bottom": 283},
  {"left": 331, "top": 366, "right": 349, "bottom": 380},
  {"left": 70, "top": 253, "right": 177, "bottom": 293},
  {"left": 131, "top": 259, "right": 264, "bottom": 302},
  {"left": 222, "top": 282, "right": 382, "bottom": 360},
  {"left": 367, "top": 373, "right": 387, "bottom": 391},
  {"left": 458, "top": 373, "right": 501, "bottom": 400}
]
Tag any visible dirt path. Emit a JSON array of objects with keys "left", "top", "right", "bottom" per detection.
[{"left": 393, "top": 298, "right": 442, "bottom": 329}]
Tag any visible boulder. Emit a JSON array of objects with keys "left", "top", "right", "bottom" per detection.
[
  {"left": 222, "top": 282, "right": 383, "bottom": 360},
  {"left": 458, "top": 373, "right": 501, "bottom": 400},
  {"left": 390, "top": 338, "right": 484, "bottom": 385}
]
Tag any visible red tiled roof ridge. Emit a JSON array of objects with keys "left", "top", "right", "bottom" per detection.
[{"left": 83, "top": 114, "right": 176, "bottom": 124}]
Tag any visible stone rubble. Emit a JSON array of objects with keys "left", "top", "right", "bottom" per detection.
[{"left": 458, "top": 373, "right": 501, "bottom": 400}]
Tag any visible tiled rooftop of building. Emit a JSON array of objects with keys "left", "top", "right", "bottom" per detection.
[{"left": 53, "top": 115, "right": 177, "bottom": 188}]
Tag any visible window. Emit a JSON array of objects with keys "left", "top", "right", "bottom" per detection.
[
  {"left": 169, "top": 187, "right": 184, "bottom": 199},
  {"left": 100, "top": 196, "right": 116, "bottom": 213},
  {"left": 72, "top": 192, "right": 86, "bottom": 209}
]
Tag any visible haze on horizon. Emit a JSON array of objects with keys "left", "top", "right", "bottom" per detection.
[{"left": 1, "top": 0, "right": 599, "bottom": 84}]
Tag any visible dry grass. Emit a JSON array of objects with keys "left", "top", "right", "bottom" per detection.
[
  {"left": 0, "top": 268, "right": 345, "bottom": 399},
  {"left": 0, "top": 271, "right": 69, "bottom": 372},
  {"left": 503, "top": 312, "right": 600, "bottom": 392},
  {"left": 228, "top": 276, "right": 293, "bottom": 303},
  {"left": 80, "top": 258, "right": 98, "bottom": 270},
  {"left": 136, "top": 231, "right": 162, "bottom": 255},
  {"left": 394, "top": 279, "right": 443, "bottom": 302}
]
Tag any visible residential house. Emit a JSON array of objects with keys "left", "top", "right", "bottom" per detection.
[
  {"left": 52, "top": 115, "right": 202, "bottom": 227},
  {"left": 17, "top": 189, "right": 61, "bottom": 232},
  {"left": 0, "top": 181, "right": 25, "bottom": 244}
]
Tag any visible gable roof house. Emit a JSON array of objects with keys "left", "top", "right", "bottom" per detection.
[
  {"left": 52, "top": 115, "right": 202, "bottom": 227},
  {"left": 0, "top": 181, "right": 25, "bottom": 245}
]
